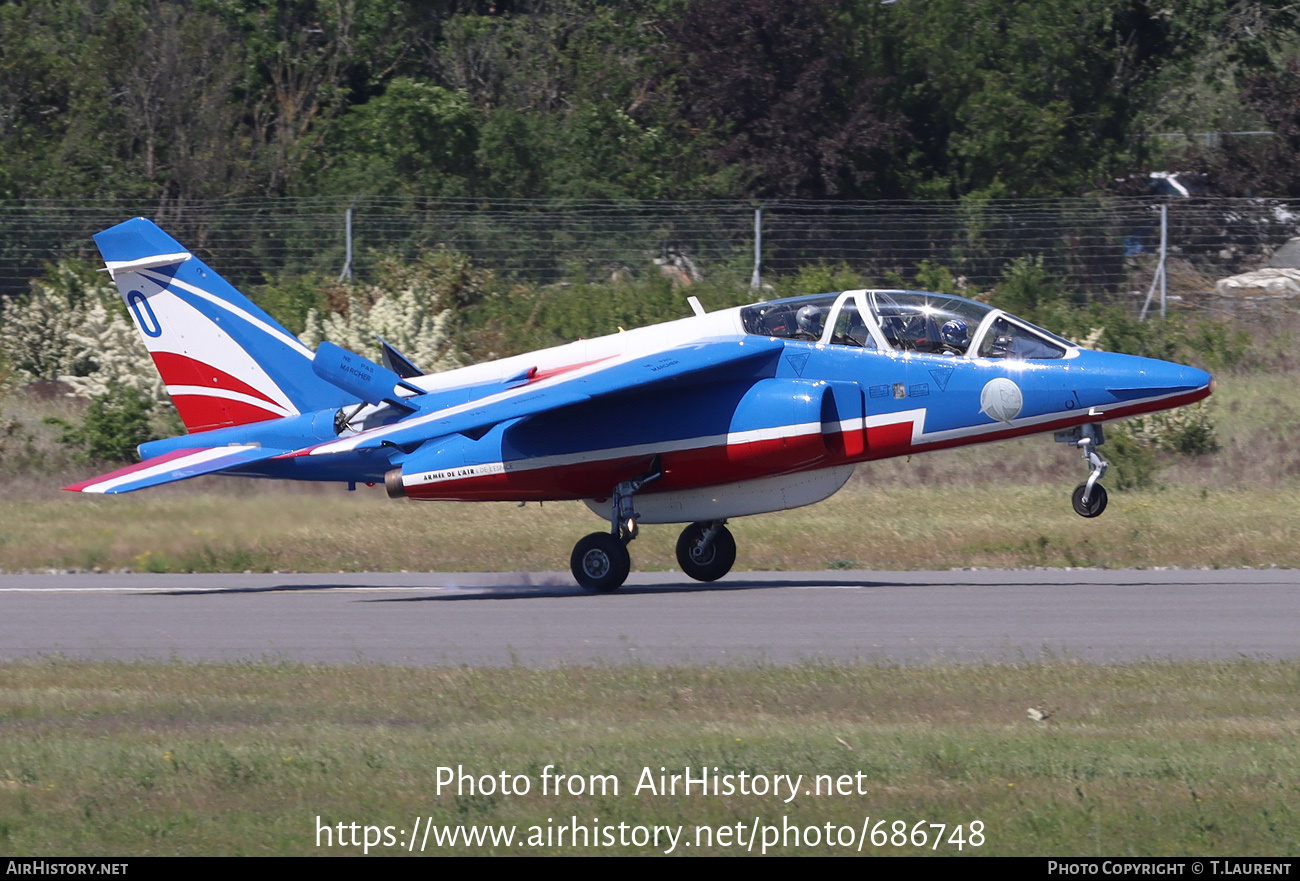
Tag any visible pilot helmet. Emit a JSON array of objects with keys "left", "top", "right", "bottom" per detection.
[
  {"left": 796, "top": 305, "right": 824, "bottom": 337},
  {"left": 790, "top": 309, "right": 821, "bottom": 340},
  {"left": 941, "top": 318, "right": 970, "bottom": 349}
]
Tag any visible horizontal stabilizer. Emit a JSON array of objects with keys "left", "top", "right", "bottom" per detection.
[{"left": 63, "top": 445, "right": 287, "bottom": 494}]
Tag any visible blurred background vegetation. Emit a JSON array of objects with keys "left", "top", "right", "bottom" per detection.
[{"left": 1, "top": 0, "right": 1298, "bottom": 205}]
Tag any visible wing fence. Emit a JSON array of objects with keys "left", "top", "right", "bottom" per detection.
[{"left": 0, "top": 197, "right": 1296, "bottom": 313}]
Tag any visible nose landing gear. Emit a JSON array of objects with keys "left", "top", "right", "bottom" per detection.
[{"left": 1056, "top": 423, "right": 1108, "bottom": 518}]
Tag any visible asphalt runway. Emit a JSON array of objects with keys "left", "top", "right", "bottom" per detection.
[{"left": 1, "top": 569, "right": 1297, "bottom": 666}]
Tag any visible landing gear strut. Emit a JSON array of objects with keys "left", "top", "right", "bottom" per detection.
[
  {"left": 1055, "top": 423, "right": 1108, "bottom": 518},
  {"left": 570, "top": 458, "right": 662, "bottom": 592},
  {"left": 676, "top": 521, "right": 736, "bottom": 582}
]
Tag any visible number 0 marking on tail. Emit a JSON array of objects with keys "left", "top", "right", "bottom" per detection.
[{"left": 127, "top": 290, "right": 163, "bottom": 337}]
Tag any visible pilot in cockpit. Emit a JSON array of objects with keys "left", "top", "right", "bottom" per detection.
[
  {"left": 938, "top": 319, "right": 970, "bottom": 355},
  {"left": 795, "top": 305, "right": 825, "bottom": 341}
]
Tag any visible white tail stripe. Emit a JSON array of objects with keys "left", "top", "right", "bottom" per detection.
[
  {"left": 141, "top": 270, "right": 316, "bottom": 359},
  {"left": 165, "top": 386, "right": 297, "bottom": 418}
]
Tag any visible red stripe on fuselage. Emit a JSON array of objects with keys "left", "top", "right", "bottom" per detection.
[
  {"left": 403, "top": 432, "right": 830, "bottom": 501},
  {"left": 528, "top": 356, "right": 617, "bottom": 384},
  {"left": 401, "top": 385, "right": 1212, "bottom": 503}
]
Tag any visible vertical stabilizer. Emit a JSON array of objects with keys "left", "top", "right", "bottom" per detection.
[{"left": 94, "top": 218, "right": 352, "bottom": 432}]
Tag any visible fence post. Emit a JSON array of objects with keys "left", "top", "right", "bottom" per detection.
[
  {"left": 750, "top": 204, "right": 763, "bottom": 291},
  {"left": 339, "top": 206, "right": 354, "bottom": 282},
  {"left": 1139, "top": 203, "right": 1168, "bottom": 321},
  {"left": 1160, "top": 203, "right": 1168, "bottom": 319}
]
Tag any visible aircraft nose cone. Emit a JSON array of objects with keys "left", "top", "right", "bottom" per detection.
[{"left": 1101, "top": 357, "right": 1213, "bottom": 403}]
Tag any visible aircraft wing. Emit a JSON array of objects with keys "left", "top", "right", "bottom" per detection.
[
  {"left": 63, "top": 444, "right": 289, "bottom": 494},
  {"left": 305, "top": 337, "right": 786, "bottom": 456}
]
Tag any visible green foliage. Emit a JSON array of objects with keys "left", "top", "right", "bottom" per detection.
[
  {"left": 885, "top": 258, "right": 969, "bottom": 296},
  {"left": 1182, "top": 320, "right": 1252, "bottom": 372},
  {"left": 307, "top": 79, "right": 479, "bottom": 197},
  {"left": 1104, "top": 425, "right": 1163, "bottom": 491},
  {"left": 774, "top": 262, "right": 868, "bottom": 298},
  {"left": 463, "top": 273, "right": 755, "bottom": 360},
  {"left": 1125, "top": 403, "right": 1221, "bottom": 456},
  {"left": 46, "top": 382, "right": 157, "bottom": 465},
  {"left": 0, "top": 259, "right": 124, "bottom": 382},
  {"left": 989, "top": 255, "right": 1067, "bottom": 320},
  {"left": 0, "top": 402, "right": 41, "bottom": 472},
  {"left": 252, "top": 273, "right": 332, "bottom": 336}
]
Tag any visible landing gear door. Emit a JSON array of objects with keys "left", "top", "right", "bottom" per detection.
[{"left": 822, "top": 380, "right": 865, "bottom": 458}]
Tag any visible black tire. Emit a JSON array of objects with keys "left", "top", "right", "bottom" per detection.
[
  {"left": 571, "top": 532, "right": 631, "bottom": 592},
  {"left": 675, "top": 522, "right": 737, "bottom": 582},
  {"left": 1072, "top": 482, "right": 1108, "bottom": 518}
]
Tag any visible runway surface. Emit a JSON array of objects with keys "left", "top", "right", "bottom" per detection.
[{"left": 1, "top": 569, "right": 1297, "bottom": 666}]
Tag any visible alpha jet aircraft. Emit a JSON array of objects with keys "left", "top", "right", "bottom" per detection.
[{"left": 68, "top": 218, "right": 1214, "bottom": 590}]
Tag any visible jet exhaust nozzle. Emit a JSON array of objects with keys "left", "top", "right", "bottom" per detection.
[{"left": 384, "top": 468, "right": 407, "bottom": 499}]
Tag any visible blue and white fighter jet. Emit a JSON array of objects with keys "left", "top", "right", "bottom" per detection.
[{"left": 67, "top": 218, "right": 1214, "bottom": 590}]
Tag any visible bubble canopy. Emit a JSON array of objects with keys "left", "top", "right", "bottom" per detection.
[{"left": 740, "top": 289, "right": 1076, "bottom": 360}]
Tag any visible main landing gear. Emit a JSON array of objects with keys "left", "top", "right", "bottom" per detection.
[
  {"left": 569, "top": 458, "right": 739, "bottom": 591},
  {"left": 1055, "top": 423, "right": 1109, "bottom": 518},
  {"left": 571, "top": 460, "right": 661, "bottom": 592},
  {"left": 675, "top": 520, "right": 736, "bottom": 582}
]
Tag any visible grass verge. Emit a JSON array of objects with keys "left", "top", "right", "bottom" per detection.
[
  {"left": 2, "top": 477, "right": 1298, "bottom": 573},
  {"left": 0, "top": 660, "right": 1296, "bottom": 855}
]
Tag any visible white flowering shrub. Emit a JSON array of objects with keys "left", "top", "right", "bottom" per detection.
[
  {"left": 0, "top": 260, "right": 167, "bottom": 407},
  {"left": 61, "top": 298, "right": 168, "bottom": 403},
  {"left": 301, "top": 251, "right": 476, "bottom": 373},
  {"left": 1120, "top": 401, "right": 1219, "bottom": 455}
]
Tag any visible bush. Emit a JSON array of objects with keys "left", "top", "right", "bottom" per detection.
[
  {"left": 776, "top": 261, "right": 868, "bottom": 297},
  {"left": 1103, "top": 426, "right": 1163, "bottom": 491},
  {"left": 46, "top": 383, "right": 158, "bottom": 464}
]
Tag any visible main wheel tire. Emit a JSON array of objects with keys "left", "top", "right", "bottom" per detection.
[
  {"left": 571, "top": 532, "right": 631, "bottom": 592},
  {"left": 675, "top": 522, "right": 737, "bottom": 582},
  {"left": 1072, "top": 482, "right": 1109, "bottom": 518}
]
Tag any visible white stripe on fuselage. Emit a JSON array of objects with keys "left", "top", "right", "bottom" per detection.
[
  {"left": 402, "top": 418, "right": 847, "bottom": 487},
  {"left": 397, "top": 383, "right": 1205, "bottom": 491}
]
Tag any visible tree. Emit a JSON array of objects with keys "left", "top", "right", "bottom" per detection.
[
  {"left": 664, "top": 0, "right": 903, "bottom": 199},
  {"left": 890, "top": 0, "right": 1177, "bottom": 198}
]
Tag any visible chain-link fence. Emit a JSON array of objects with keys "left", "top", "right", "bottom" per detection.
[{"left": 1, "top": 197, "right": 1297, "bottom": 307}]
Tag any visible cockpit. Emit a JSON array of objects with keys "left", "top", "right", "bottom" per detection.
[{"left": 739, "top": 290, "right": 1075, "bottom": 360}]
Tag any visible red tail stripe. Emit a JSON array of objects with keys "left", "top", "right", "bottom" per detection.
[
  {"left": 151, "top": 352, "right": 281, "bottom": 408},
  {"left": 173, "top": 394, "right": 283, "bottom": 433}
]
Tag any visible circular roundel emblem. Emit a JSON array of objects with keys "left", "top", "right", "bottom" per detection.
[{"left": 980, "top": 377, "right": 1024, "bottom": 423}]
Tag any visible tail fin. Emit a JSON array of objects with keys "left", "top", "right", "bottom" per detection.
[{"left": 94, "top": 218, "right": 352, "bottom": 432}]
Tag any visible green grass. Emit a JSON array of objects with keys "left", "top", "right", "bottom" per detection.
[
  {"left": 0, "top": 660, "right": 1296, "bottom": 855},
  {"left": 2, "top": 476, "right": 1297, "bottom": 574}
]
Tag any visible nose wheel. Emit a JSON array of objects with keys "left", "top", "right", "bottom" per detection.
[
  {"left": 1056, "top": 423, "right": 1109, "bottom": 518},
  {"left": 1071, "top": 482, "right": 1108, "bottom": 518},
  {"left": 676, "top": 521, "right": 736, "bottom": 582}
]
